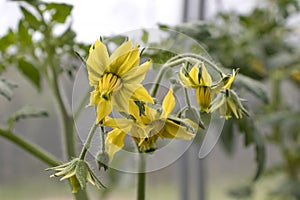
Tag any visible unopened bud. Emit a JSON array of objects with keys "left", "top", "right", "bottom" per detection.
[{"left": 96, "top": 151, "right": 109, "bottom": 171}]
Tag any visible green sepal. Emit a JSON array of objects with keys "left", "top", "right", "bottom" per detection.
[{"left": 75, "top": 160, "right": 89, "bottom": 189}]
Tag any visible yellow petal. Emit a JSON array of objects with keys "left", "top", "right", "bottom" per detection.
[
  {"left": 196, "top": 86, "right": 211, "bottom": 113},
  {"left": 89, "top": 89, "right": 100, "bottom": 106},
  {"left": 130, "top": 123, "right": 148, "bottom": 139},
  {"left": 70, "top": 176, "right": 80, "bottom": 193},
  {"left": 96, "top": 99, "right": 112, "bottom": 123},
  {"left": 189, "top": 64, "right": 200, "bottom": 84},
  {"left": 111, "top": 89, "right": 130, "bottom": 113},
  {"left": 161, "top": 120, "right": 194, "bottom": 140},
  {"left": 131, "top": 84, "right": 154, "bottom": 103},
  {"left": 200, "top": 63, "right": 212, "bottom": 86},
  {"left": 161, "top": 88, "right": 175, "bottom": 119},
  {"left": 103, "top": 118, "right": 133, "bottom": 131},
  {"left": 109, "top": 40, "right": 133, "bottom": 64},
  {"left": 105, "top": 129, "right": 127, "bottom": 160},
  {"left": 223, "top": 69, "right": 236, "bottom": 89},
  {"left": 179, "top": 67, "right": 194, "bottom": 87},
  {"left": 122, "top": 60, "right": 152, "bottom": 84},
  {"left": 144, "top": 105, "right": 159, "bottom": 122},
  {"left": 107, "top": 47, "right": 140, "bottom": 76},
  {"left": 86, "top": 40, "right": 109, "bottom": 86},
  {"left": 129, "top": 100, "right": 142, "bottom": 122}
]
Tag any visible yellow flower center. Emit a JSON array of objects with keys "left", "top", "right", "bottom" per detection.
[{"left": 99, "top": 73, "right": 122, "bottom": 100}]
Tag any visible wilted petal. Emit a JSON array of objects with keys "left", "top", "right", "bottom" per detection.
[
  {"left": 161, "top": 120, "right": 195, "bottom": 140},
  {"left": 103, "top": 118, "right": 133, "bottom": 131},
  {"left": 105, "top": 129, "right": 127, "bottom": 160}
]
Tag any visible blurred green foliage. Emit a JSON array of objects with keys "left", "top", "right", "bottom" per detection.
[{"left": 160, "top": 0, "right": 300, "bottom": 199}]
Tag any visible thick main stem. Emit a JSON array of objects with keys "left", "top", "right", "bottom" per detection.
[
  {"left": 137, "top": 153, "right": 146, "bottom": 200},
  {"left": 50, "top": 66, "right": 76, "bottom": 160}
]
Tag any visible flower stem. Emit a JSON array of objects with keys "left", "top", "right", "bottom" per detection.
[
  {"left": 137, "top": 153, "right": 146, "bottom": 200},
  {"left": 150, "top": 58, "right": 190, "bottom": 97},
  {"left": 0, "top": 128, "right": 60, "bottom": 167},
  {"left": 168, "top": 53, "right": 224, "bottom": 76},
  {"left": 184, "top": 88, "right": 192, "bottom": 108},
  {"left": 79, "top": 122, "right": 98, "bottom": 160},
  {"left": 100, "top": 126, "right": 106, "bottom": 153},
  {"left": 150, "top": 53, "right": 223, "bottom": 97}
]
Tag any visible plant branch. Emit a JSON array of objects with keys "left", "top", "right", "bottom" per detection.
[
  {"left": 79, "top": 122, "right": 98, "bottom": 160},
  {"left": 137, "top": 153, "right": 146, "bottom": 200},
  {"left": 0, "top": 128, "right": 60, "bottom": 166}
]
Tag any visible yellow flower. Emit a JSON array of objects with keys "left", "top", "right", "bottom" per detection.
[
  {"left": 46, "top": 158, "right": 105, "bottom": 193},
  {"left": 211, "top": 69, "right": 238, "bottom": 93},
  {"left": 87, "top": 39, "right": 154, "bottom": 123},
  {"left": 179, "top": 63, "right": 212, "bottom": 112},
  {"left": 209, "top": 89, "right": 249, "bottom": 119},
  {"left": 103, "top": 89, "right": 196, "bottom": 160}
]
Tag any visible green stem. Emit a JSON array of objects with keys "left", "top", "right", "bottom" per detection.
[
  {"left": 100, "top": 126, "right": 105, "bottom": 153},
  {"left": 150, "top": 58, "right": 190, "bottom": 97},
  {"left": 184, "top": 88, "right": 192, "bottom": 108},
  {"left": 168, "top": 53, "right": 224, "bottom": 76},
  {"left": 79, "top": 122, "right": 98, "bottom": 160},
  {"left": 150, "top": 54, "right": 223, "bottom": 98},
  {"left": 137, "top": 153, "right": 146, "bottom": 200},
  {"left": 36, "top": 6, "right": 90, "bottom": 200},
  {"left": 50, "top": 66, "right": 77, "bottom": 160},
  {"left": 0, "top": 128, "right": 60, "bottom": 166},
  {"left": 74, "top": 88, "right": 91, "bottom": 120}
]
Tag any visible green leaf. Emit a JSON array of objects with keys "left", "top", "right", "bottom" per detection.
[
  {"left": 141, "top": 30, "right": 149, "bottom": 44},
  {"left": 18, "top": 20, "right": 32, "bottom": 46},
  {"left": 220, "top": 120, "right": 235, "bottom": 155},
  {"left": 46, "top": 3, "right": 73, "bottom": 23},
  {"left": 0, "top": 78, "right": 17, "bottom": 101},
  {"left": 253, "top": 131, "right": 265, "bottom": 180},
  {"left": 0, "top": 29, "right": 15, "bottom": 51},
  {"left": 237, "top": 117, "right": 266, "bottom": 180},
  {"left": 17, "top": 57, "right": 40, "bottom": 90},
  {"left": 257, "top": 111, "right": 300, "bottom": 125},
  {"left": 6, "top": 106, "right": 48, "bottom": 129},
  {"left": 20, "top": 6, "right": 40, "bottom": 30},
  {"left": 235, "top": 74, "right": 269, "bottom": 104},
  {"left": 59, "top": 26, "right": 76, "bottom": 44}
]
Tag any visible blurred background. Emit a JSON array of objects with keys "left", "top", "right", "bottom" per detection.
[{"left": 0, "top": 0, "right": 300, "bottom": 199}]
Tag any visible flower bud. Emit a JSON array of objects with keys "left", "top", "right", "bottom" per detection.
[{"left": 96, "top": 151, "right": 109, "bottom": 171}]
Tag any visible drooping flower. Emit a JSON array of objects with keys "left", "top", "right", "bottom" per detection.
[
  {"left": 103, "top": 88, "right": 196, "bottom": 160},
  {"left": 209, "top": 89, "right": 249, "bottom": 119},
  {"left": 179, "top": 63, "right": 212, "bottom": 112},
  {"left": 46, "top": 158, "right": 105, "bottom": 193},
  {"left": 87, "top": 39, "right": 154, "bottom": 123},
  {"left": 211, "top": 69, "right": 238, "bottom": 93}
]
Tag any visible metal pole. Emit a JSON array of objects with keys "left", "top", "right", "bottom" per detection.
[
  {"left": 182, "top": 0, "right": 189, "bottom": 22},
  {"left": 199, "top": 0, "right": 206, "bottom": 20}
]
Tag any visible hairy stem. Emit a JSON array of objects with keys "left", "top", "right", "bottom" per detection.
[
  {"left": 0, "top": 128, "right": 60, "bottom": 166},
  {"left": 79, "top": 122, "right": 98, "bottom": 160}
]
